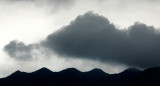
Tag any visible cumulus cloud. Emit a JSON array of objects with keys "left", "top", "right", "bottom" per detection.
[
  {"left": 43, "top": 12, "right": 160, "bottom": 68},
  {"left": 4, "top": 12, "right": 160, "bottom": 68}
]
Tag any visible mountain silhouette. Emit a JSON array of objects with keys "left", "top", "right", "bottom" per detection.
[
  {"left": 87, "top": 68, "right": 107, "bottom": 75},
  {"left": 34, "top": 67, "right": 53, "bottom": 73},
  {"left": 128, "top": 67, "right": 160, "bottom": 86},
  {"left": 1, "top": 67, "right": 160, "bottom": 86}
]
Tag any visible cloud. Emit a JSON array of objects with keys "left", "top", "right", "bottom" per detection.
[
  {"left": 4, "top": 40, "right": 33, "bottom": 61},
  {"left": 4, "top": 12, "right": 160, "bottom": 68},
  {"left": 3, "top": 40, "right": 44, "bottom": 61},
  {"left": 43, "top": 12, "right": 160, "bottom": 68}
]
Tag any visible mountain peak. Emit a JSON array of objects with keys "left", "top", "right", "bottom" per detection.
[
  {"left": 13, "top": 70, "right": 27, "bottom": 74},
  {"left": 89, "top": 68, "right": 107, "bottom": 74},
  {"left": 39, "top": 67, "right": 50, "bottom": 71},
  {"left": 142, "top": 67, "right": 160, "bottom": 74},
  {"left": 33, "top": 67, "right": 52, "bottom": 74},
  {"left": 85, "top": 68, "right": 108, "bottom": 78},
  {"left": 8, "top": 70, "right": 27, "bottom": 79},
  {"left": 144, "top": 67, "right": 160, "bottom": 71},
  {"left": 119, "top": 67, "right": 141, "bottom": 76},
  {"left": 60, "top": 68, "right": 81, "bottom": 73},
  {"left": 15, "top": 70, "right": 21, "bottom": 73},
  {"left": 122, "top": 67, "right": 140, "bottom": 73}
]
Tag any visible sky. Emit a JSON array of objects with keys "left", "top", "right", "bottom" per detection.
[{"left": 0, "top": 0, "right": 160, "bottom": 78}]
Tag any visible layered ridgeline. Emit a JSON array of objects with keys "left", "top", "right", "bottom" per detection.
[{"left": 0, "top": 67, "right": 160, "bottom": 86}]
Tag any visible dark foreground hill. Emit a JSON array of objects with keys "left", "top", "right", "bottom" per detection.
[{"left": 0, "top": 67, "right": 160, "bottom": 86}]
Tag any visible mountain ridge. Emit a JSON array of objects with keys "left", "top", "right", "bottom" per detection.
[
  {"left": 3, "top": 67, "right": 140, "bottom": 78},
  {"left": 1, "top": 67, "right": 160, "bottom": 86}
]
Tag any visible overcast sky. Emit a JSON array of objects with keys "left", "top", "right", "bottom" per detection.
[{"left": 0, "top": 0, "right": 160, "bottom": 78}]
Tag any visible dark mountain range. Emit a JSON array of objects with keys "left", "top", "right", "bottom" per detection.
[{"left": 0, "top": 67, "right": 160, "bottom": 86}]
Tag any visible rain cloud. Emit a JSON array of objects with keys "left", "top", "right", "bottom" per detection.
[{"left": 4, "top": 12, "right": 160, "bottom": 68}]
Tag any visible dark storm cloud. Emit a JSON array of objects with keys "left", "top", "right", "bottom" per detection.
[
  {"left": 43, "top": 12, "right": 160, "bottom": 68},
  {"left": 4, "top": 12, "right": 160, "bottom": 68}
]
